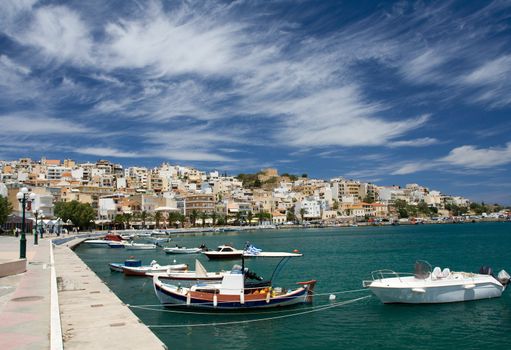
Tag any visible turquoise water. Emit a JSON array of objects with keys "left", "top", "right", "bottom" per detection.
[{"left": 74, "top": 222, "right": 511, "bottom": 350}]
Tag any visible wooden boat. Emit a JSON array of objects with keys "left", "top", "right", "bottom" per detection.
[
  {"left": 124, "top": 242, "right": 157, "bottom": 250},
  {"left": 109, "top": 258, "right": 142, "bottom": 272},
  {"left": 363, "top": 261, "right": 510, "bottom": 304},
  {"left": 123, "top": 260, "right": 188, "bottom": 276},
  {"left": 153, "top": 252, "right": 317, "bottom": 309},
  {"left": 164, "top": 246, "right": 203, "bottom": 254}
]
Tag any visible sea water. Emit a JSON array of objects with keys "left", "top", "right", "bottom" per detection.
[{"left": 75, "top": 222, "right": 511, "bottom": 350}]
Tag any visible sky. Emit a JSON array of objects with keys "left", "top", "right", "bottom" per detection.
[{"left": 0, "top": 0, "right": 510, "bottom": 204}]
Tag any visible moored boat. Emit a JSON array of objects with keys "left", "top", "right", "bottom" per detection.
[
  {"left": 202, "top": 245, "right": 244, "bottom": 260},
  {"left": 164, "top": 246, "right": 203, "bottom": 254},
  {"left": 363, "top": 260, "right": 510, "bottom": 304},
  {"left": 124, "top": 242, "right": 157, "bottom": 250},
  {"left": 149, "top": 259, "right": 226, "bottom": 287},
  {"left": 109, "top": 258, "right": 142, "bottom": 272},
  {"left": 123, "top": 260, "right": 188, "bottom": 276},
  {"left": 153, "top": 251, "right": 316, "bottom": 309}
]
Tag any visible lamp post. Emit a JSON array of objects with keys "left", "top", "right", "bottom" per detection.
[
  {"left": 32, "top": 209, "right": 43, "bottom": 245},
  {"left": 16, "top": 187, "right": 36, "bottom": 259}
]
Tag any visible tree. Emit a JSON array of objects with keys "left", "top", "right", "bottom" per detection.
[
  {"left": 199, "top": 211, "right": 208, "bottom": 227},
  {"left": 417, "top": 201, "right": 430, "bottom": 217},
  {"left": 247, "top": 211, "right": 253, "bottom": 226},
  {"left": 154, "top": 211, "right": 162, "bottom": 228},
  {"left": 54, "top": 201, "right": 95, "bottom": 230},
  {"left": 211, "top": 211, "right": 217, "bottom": 226},
  {"left": 178, "top": 213, "right": 186, "bottom": 228},
  {"left": 0, "top": 195, "right": 13, "bottom": 226},
  {"left": 167, "top": 211, "right": 180, "bottom": 228},
  {"left": 299, "top": 208, "right": 306, "bottom": 223},
  {"left": 140, "top": 211, "right": 148, "bottom": 228},
  {"left": 332, "top": 199, "right": 339, "bottom": 210},
  {"left": 189, "top": 210, "right": 198, "bottom": 227},
  {"left": 363, "top": 195, "right": 375, "bottom": 204}
]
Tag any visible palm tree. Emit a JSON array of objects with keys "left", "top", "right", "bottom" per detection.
[
  {"left": 141, "top": 211, "right": 148, "bottom": 228},
  {"left": 154, "top": 211, "right": 162, "bottom": 229},
  {"left": 178, "top": 213, "right": 186, "bottom": 228},
  {"left": 199, "top": 212, "right": 208, "bottom": 228},
  {"left": 247, "top": 211, "right": 253, "bottom": 226},
  {"left": 299, "top": 208, "right": 306, "bottom": 223},
  {"left": 124, "top": 213, "right": 132, "bottom": 229},
  {"left": 189, "top": 210, "right": 198, "bottom": 227},
  {"left": 167, "top": 211, "right": 179, "bottom": 228},
  {"left": 235, "top": 211, "right": 242, "bottom": 226},
  {"left": 211, "top": 211, "right": 217, "bottom": 226}
]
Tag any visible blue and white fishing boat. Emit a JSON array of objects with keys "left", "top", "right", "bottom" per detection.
[{"left": 109, "top": 258, "right": 142, "bottom": 272}]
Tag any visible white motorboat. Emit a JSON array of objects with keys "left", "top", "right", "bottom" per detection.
[
  {"left": 123, "top": 260, "right": 188, "bottom": 276},
  {"left": 149, "top": 260, "right": 226, "bottom": 286},
  {"left": 124, "top": 242, "right": 157, "bottom": 250},
  {"left": 164, "top": 246, "right": 203, "bottom": 254},
  {"left": 202, "top": 245, "right": 244, "bottom": 260},
  {"left": 363, "top": 261, "right": 510, "bottom": 304}
]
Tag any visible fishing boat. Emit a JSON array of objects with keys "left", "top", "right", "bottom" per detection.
[
  {"left": 109, "top": 258, "right": 142, "bottom": 272},
  {"left": 153, "top": 251, "right": 317, "bottom": 309},
  {"left": 164, "top": 246, "right": 203, "bottom": 254},
  {"left": 363, "top": 260, "right": 510, "bottom": 304},
  {"left": 123, "top": 260, "right": 188, "bottom": 276},
  {"left": 149, "top": 260, "right": 226, "bottom": 287},
  {"left": 124, "top": 242, "right": 157, "bottom": 250},
  {"left": 202, "top": 245, "right": 244, "bottom": 260}
]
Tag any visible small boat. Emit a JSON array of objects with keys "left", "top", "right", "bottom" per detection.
[
  {"left": 164, "top": 246, "right": 203, "bottom": 254},
  {"left": 202, "top": 245, "right": 244, "bottom": 260},
  {"left": 153, "top": 251, "right": 316, "bottom": 309},
  {"left": 123, "top": 260, "right": 188, "bottom": 276},
  {"left": 84, "top": 233, "right": 123, "bottom": 247},
  {"left": 109, "top": 258, "right": 142, "bottom": 272},
  {"left": 124, "top": 242, "right": 157, "bottom": 250},
  {"left": 363, "top": 260, "right": 510, "bottom": 304},
  {"left": 149, "top": 260, "right": 226, "bottom": 287}
]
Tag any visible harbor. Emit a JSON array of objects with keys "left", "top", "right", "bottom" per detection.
[{"left": 0, "top": 222, "right": 510, "bottom": 349}]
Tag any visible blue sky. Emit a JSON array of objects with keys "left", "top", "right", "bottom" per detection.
[{"left": 1, "top": 0, "right": 511, "bottom": 204}]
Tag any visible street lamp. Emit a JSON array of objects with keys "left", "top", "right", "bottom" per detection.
[
  {"left": 32, "top": 209, "right": 43, "bottom": 245},
  {"left": 16, "top": 187, "right": 36, "bottom": 259}
]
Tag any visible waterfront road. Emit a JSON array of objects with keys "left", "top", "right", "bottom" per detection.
[{"left": 0, "top": 235, "right": 166, "bottom": 350}]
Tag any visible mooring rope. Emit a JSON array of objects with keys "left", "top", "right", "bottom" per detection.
[
  {"left": 127, "top": 287, "right": 369, "bottom": 310},
  {"left": 312, "top": 288, "right": 368, "bottom": 296},
  {"left": 146, "top": 295, "right": 371, "bottom": 328}
]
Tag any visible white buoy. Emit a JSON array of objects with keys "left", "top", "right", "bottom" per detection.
[
  {"left": 173, "top": 259, "right": 177, "bottom": 263},
  {"left": 329, "top": 294, "right": 336, "bottom": 301}
]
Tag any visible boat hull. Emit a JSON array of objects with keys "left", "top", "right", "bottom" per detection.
[
  {"left": 202, "top": 252, "right": 243, "bottom": 260},
  {"left": 164, "top": 248, "right": 202, "bottom": 254},
  {"left": 369, "top": 282, "right": 504, "bottom": 304},
  {"left": 153, "top": 277, "right": 314, "bottom": 309}
]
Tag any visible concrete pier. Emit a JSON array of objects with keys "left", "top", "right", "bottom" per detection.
[
  {"left": 0, "top": 235, "right": 167, "bottom": 349},
  {"left": 53, "top": 239, "right": 166, "bottom": 349}
]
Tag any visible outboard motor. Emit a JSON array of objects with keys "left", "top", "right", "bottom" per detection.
[{"left": 497, "top": 270, "right": 510, "bottom": 286}]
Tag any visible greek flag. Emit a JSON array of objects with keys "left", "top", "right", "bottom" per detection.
[{"left": 245, "top": 244, "right": 262, "bottom": 255}]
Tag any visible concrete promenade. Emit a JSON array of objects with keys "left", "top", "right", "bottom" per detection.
[{"left": 0, "top": 234, "right": 167, "bottom": 350}]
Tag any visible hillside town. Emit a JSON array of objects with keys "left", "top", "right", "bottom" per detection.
[{"left": 0, "top": 157, "right": 508, "bottom": 232}]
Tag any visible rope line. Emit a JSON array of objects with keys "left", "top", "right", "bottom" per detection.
[
  {"left": 147, "top": 295, "right": 371, "bottom": 328},
  {"left": 127, "top": 287, "right": 370, "bottom": 309},
  {"left": 312, "top": 288, "right": 368, "bottom": 296}
]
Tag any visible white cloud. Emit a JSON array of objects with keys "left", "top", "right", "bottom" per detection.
[
  {"left": 464, "top": 55, "right": 511, "bottom": 85},
  {"left": 0, "top": 114, "right": 93, "bottom": 135},
  {"left": 389, "top": 137, "right": 439, "bottom": 148},
  {"left": 440, "top": 143, "right": 511, "bottom": 168},
  {"left": 21, "top": 6, "right": 93, "bottom": 64},
  {"left": 75, "top": 147, "right": 143, "bottom": 158}
]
